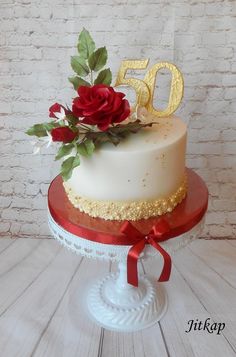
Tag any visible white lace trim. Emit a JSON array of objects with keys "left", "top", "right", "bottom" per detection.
[{"left": 48, "top": 211, "right": 204, "bottom": 262}]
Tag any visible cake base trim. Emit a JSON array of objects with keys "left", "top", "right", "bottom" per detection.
[{"left": 63, "top": 174, "right": 187, "bottom": 221}]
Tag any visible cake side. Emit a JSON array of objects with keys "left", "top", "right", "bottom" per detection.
[
  {"left": 64, "top": 173, "right": 187, "bottom": 220},
  {"left": 63, "top": 115, "right": 187, "bottom": 220}
]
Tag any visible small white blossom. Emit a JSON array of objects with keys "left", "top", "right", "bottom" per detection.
[
  {"left": 54, "top": 107, "right": 66, "bottom": 122},
  {"left": 137, "top": 106, "right": 148, "bottom": 120},
  {"left": 45, "top": 130, "right": 53, "bottom": 148},
  {"left": 31, "top": 141, "right": 41, "bottom": 155},
  {"left": 130, "top": 105, "right": 148, "bottom": 121},
  {"left": 31, "top": 131, "right": 53, "bottom": 154}
]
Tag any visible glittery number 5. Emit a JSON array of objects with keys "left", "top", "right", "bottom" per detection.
[
  {"left": 115, "top": 59, "right": 184, "bottom": 117},
  {"left": 114, "top": 59, "right": 150, "bottom": 109}
]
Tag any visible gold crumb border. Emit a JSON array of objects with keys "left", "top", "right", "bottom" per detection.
[{"left": 63, "top": 175, "right": 187, "bottom": 221}]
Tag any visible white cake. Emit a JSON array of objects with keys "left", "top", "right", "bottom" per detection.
[{"left": 64, "top": 114, "right": 187, "bottom": 220}]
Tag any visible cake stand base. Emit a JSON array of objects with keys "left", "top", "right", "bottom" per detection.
[{"left": 87, "top": 261, "right": 167, "bottom": 332}]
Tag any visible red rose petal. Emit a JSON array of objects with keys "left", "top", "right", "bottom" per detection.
[
  {"left": 51, "top": 127, "right": 78, "bottom": 143},
  {"left": 49, "top": 103, "right": 68, "bottom": 118},
  {"left": 72, "top": 84, "right": 131, "bottom": 130}
]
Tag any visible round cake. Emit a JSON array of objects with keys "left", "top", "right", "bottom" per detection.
[{"left": 64, "top": 114, "right": 187, "bottom": 220}]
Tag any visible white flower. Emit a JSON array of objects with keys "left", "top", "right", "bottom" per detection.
[
  {"left": 31, "top": 141, "right": 41, "bottom": 155},
  {"left": 137, "top": 106, "right": 148, "bottom": 120},
  {"left": 31, "top": 131, "right": 53, "bottom": 154},
  {"left": 45, "top": 130, "right": 53, "bottom": 148},
  {"left": 54, "top": 107, "right": 66, "bottom": 122},
  {"left": 130, "top": 105, "right": 139, "bottom": 121},
  {"left": 130, "top": 105, "right": 148, "bottom": 121}
]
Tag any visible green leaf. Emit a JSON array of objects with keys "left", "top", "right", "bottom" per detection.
[
  {"left": 55, "top": 143, "right": 74, "bottom": 161},
  {"left": 85, "top": 120, "right": 156, "bottom": 148},
  {"left": 107, "top": 133, "right": 121, "bottom": 146},
  {"left": 88, "top": 47, "right": 107, "bottom": 72},
  {"left": 109, "top": 120, "right": 154, "bottom": 136},
  {"left": 77, "top": 28, "right": 95, "bottom": 59},
  {"left": 76, "top": 139, "right": 95, "bottom": 157},
  {"left": 85, "top": 131, "right": 111, "bottom": 146},
  {"left": 84, "top": 139, "right": 95, "bottom": 155},
  {"left": 71, "top": 56, "right": 90, "bottom": 76},
  {"left": 61, "top": 155, "right": 80, "bottom": 181},
  {"left": 68, "top": 76, "right": 91, "bottom": 90},
  {"left": 65, "top": 113, "right": 79, "bottom": 126},
  {"left": 26, "top": 123, "right": 55, "bottom": 137},
  {"left": 94, "top": 68, "right": 112, "bottom": 85}
]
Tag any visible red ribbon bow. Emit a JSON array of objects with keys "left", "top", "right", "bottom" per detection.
[{"left": 120, "top": 218, "right": 172, "bottom": 287}]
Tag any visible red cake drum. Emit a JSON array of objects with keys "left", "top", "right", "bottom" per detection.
[{"left": 48, "top": 169, "right": 208, "bottom": 243}]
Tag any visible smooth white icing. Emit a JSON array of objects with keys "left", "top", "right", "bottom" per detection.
[{"left": 67, "top": 115, "right": 187, "bottom": 202}]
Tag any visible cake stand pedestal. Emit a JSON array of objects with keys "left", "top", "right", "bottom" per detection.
[{"left": 48, "top": 168, "right": 208, "bottom": 332}]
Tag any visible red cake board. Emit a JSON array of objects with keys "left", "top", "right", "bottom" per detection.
[{"left": 48, "top": 168, "right": 208, "bottom": 246}]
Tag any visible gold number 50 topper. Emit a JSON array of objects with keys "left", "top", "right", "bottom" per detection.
[{"left": 115, "top": 59, "right": 184, "bottom": 117}]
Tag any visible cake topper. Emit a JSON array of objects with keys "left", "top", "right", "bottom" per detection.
[{"left": 115, "top": 59, "right": 184, "bottom": 116}]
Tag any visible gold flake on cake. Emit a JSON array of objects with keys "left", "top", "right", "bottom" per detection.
[{"left": 63, "top": 174, "right": 187, "bottom": 221}]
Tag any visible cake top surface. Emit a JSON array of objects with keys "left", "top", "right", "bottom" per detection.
[{"left": 100, "top": 115, "right": 186, "bottom": 153}]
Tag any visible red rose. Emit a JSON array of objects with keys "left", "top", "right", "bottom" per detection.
[
  {"left": 72, "top": 84, "right": 130, "bottom": 131},
  {"left": 49, "top": 103, "right": 70, "bottom": 119},
  {"left": 51, "top": 127, "right": 77, "bottom": 143}
]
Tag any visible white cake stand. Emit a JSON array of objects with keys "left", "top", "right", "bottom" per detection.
[
  {"left": 48, "top": 211, "right": 204, "bottom": 332},
  {"left": 47, "top": 169, "right": 208, "bottom": 332}
]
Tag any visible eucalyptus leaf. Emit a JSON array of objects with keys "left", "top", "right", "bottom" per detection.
[
  {"left": 94, "top": 68, "right": 112, "bottom": 85},
  {"left": 77, "top": 28, "right": 95, "bottom": 59},
  {"left": 68, "top": 76, "right": 91, "bottom": 90},
  {"left": 55, "top": 143, "right": 74, "bottom": 161},
  {"left": 26, "top": 123, "right": 55, "bottom": 137},
  {"left": 71, "top": 56, "right": 90, "bottom": 76},
  {"left": 88, "top": 47, "right": 107, "bottom": 72},
  {"left": 61, "top": 155, "right": 80, "bottom": 181}
]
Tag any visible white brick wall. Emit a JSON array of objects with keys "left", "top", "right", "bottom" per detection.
[{"left": 0, "top": 0, "right": 236, "bottom": 239}]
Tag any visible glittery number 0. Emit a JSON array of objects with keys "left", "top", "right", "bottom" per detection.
[{"left": 115, "top": 59, "right": 184, "bottom": 117}]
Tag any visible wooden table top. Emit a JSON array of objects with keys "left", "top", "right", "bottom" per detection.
[{"left": 0, "top": 238, "right": 235, "bottom": 357}]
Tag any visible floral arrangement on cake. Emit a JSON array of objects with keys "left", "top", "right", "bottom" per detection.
[{"left": 26, "top": 28, "right": 154, "bottom": 180}]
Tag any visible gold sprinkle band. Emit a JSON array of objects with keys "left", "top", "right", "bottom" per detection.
[{"left": 63, "top": 175, "right": 187, "bottom": 221}]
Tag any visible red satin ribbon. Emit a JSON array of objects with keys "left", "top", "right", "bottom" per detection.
[
  {"left": 48, "top": 197, "right": 207, "bottom": 246},
  {"left": 120, "top": 219, "right": 172, "bottom": 287}
]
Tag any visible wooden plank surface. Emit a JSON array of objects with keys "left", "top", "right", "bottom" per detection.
[
  {"left": 144, "top": 242, "right": 236, "bottom": 357},
  {"left": 101, "top": 263, "right": 169, "bottom": 357},
  {"left": 0, "top": 238, "right": 235, "bottom": 357}
]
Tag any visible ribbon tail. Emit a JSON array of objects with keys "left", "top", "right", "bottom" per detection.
[
  {"left": 127, "top": 239, "right": 146, "bottom": 287},
  {"left": 149, "top": 238, "right": 172, "bottom": 282}
]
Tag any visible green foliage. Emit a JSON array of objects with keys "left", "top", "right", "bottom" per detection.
[
  {"left": 68, "top": 76, "right": 90, "bottom": 90},
  {"left": 76, "top": 139, "right": 95, "bottom": 157},
  {"left": 71, "top": 56, "right": 90, "bottom": 76},
  {"left": 65, "top": 113, "right": 79, "bottom": 126},
  {"left": 69, "top": 29, "right": 110, "bottom": 88},
  {"left": 26, "top": 123, "right": 55, "bottom": 137},
  {"left": 88, "top": 47, "right": 107, "bottom": 72},
  {"left": 55, "top": 143, "right": 74, "bottom": 160},
  {"left": 60, "top": 155, "right": 80, "bottom": 181},
  {"left": 94, "top": 68, "right": 112, "bottom": 85},
  {"left": 77, "top": 28, "right": 95, "bottom": 59},
  {"left": 86, "top": 120, "right": 154, "bottom": 146}
]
